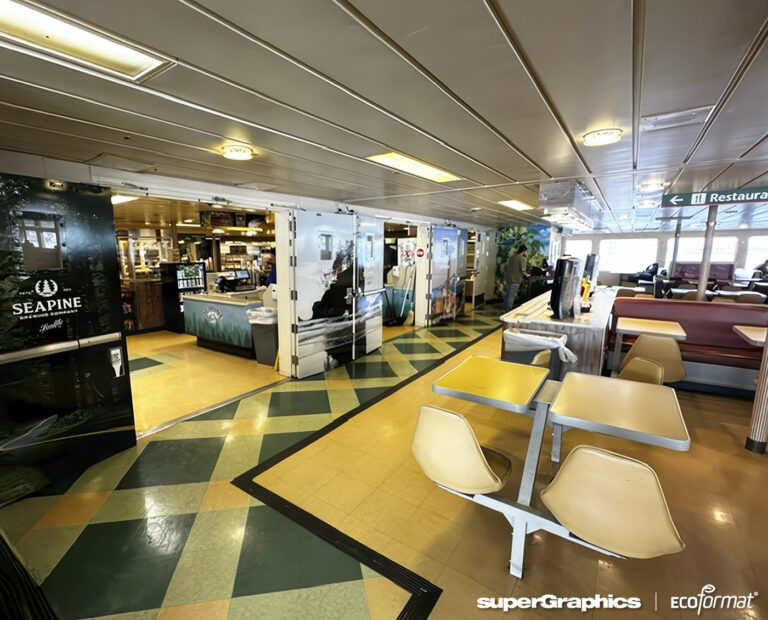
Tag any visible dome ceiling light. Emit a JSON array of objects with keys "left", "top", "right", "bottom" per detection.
[{"left": 582, "top": 128, "right": 622, "bottom": 147}]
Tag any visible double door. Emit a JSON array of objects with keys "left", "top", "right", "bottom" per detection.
[
  {"left": 429, "top": 227, "right": 468, "bottom": 323},
  {"left": 290, "top": 212, "right": 384, "bottom": 378}
]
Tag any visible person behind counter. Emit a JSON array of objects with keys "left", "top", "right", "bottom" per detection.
[
  {"left": 504, "top": 245, "right": 529, "bottom": 312},
  {"left": 262, "top": 253, "right": 276, "bottom": 287}
]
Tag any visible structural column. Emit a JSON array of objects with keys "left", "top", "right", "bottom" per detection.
[
  {"left": 669, "top": 217, "right": 682, "bottom": 279},
  {"left": 747, "top": 342, "right": 768, "bottom": 453},
  {"left": 695, "top": 205, "right": 718, "bottom": 301}
]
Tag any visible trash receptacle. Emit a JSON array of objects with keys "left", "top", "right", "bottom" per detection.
[
  {"left": 502, "top": 328, "right": 575, "bottom": 379},
  {"left": 247, "top": 308, "right": 278, "bottom": 365}
]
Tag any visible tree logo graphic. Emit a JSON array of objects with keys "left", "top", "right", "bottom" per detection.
[{"left": 34, "top": 279, "right": 59, "bottom": 298}]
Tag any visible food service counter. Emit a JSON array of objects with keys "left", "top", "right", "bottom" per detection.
[
  {"left": 183, "top": 293, "right": 263, "bottom": 357},
  {"left": 500, "top": 287, "right": 617, "bottom": 377}
]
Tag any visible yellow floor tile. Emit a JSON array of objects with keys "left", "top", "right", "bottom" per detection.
[
  {"left": 128, "top": 331, "right": 283, "bottom": 434},
  {"left": 363, "top": 576, "right": 412, "bottom": 620},
  {"left": 325, "top": 378, "right": 354, "bottom": 390},
  {"left": 32, "top": 492, "right": 109, "bottom": 529},
  {"left": 158, "top": 599, "right": 230, "bottom": 620},
  {"left": 199, "top": 481, "right": 251, "bottom": 512}
]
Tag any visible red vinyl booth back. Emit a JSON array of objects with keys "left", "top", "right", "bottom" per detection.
[{"left": 611, "top": 298, "right": 768, "bottom": 369}]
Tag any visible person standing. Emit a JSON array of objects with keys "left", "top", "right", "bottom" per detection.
[{"left": 504, "top": 245, "right": 529, "bottom": 312}]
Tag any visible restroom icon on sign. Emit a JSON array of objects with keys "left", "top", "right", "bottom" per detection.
[{"left": 691, "top": 192, "right": 707, "bottom": 205}]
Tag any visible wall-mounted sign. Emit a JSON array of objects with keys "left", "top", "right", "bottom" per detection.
[
  {"left": 415, "top": 247, "right": 426, "bottom": 261},
  {"left": 12, "top": 278, "right": 83, "bottom": 323},
  {"left": 662, "top": 186, "right": 768, "bottom": 207}
]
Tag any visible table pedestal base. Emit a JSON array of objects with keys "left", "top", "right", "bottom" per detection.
[{"left": 745, "top": 437, "right": 766, "bottom": 454}]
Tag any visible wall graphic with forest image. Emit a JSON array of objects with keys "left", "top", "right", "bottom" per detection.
[
  {"left": 495, "top": 225, "right": 552, "bottom": 300},
  {"left": 0, "top": 173, "right": 135, "bottom": 507}
]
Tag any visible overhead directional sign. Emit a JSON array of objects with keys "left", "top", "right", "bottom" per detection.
[{"left": 661, "top": 186, "right": 768, "bottom": 207}]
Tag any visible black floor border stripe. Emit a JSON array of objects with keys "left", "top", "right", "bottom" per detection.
[{"left": 232, "top": 315, "right": 503, "bottom": 620}]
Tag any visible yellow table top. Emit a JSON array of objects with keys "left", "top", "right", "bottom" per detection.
[
  {"left": 616, "top": 317, "right": 687, "bottom": 340},
  {"left": 733, "top": 325, "right": 767, "bottom": 347},
  {"left": 432, "top": 356, "right": 549, "bottom": 413},
  {"left": 549, "top": 372, "right": 689, "bottom": 450}
]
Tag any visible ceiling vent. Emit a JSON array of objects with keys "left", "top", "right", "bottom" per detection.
[
  {"left": 640, "top": 105, "right": 714, "bottom": 132},
  {"left": 87, "top": 153, "right": 156, "bottom": 172}
]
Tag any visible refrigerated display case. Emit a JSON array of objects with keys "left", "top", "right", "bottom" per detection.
[{"left": 160, "top": 262, "right": 206, "bottom": 333}]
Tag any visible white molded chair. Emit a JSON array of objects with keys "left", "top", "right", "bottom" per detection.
[{"left": 411, "top": 405, "right": 684, "bottom": 577}]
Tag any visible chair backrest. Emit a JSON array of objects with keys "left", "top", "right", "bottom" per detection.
[
  {"left": 681, "top": 291, "right": 698, "bottom": 300},
  {"left": 712, "top": 296, "right": 736, "bottom": 303},
  {"left": 617, "top": 357, "right": 664, "bottom": 384},
  {"left": 737, "top": 293, "right": 765, "bottom": 304},
  {"left": 634, "top": 293, "right": 654, "bottom": 299},
  {"left": 615, "top": 288, "right": 636, "bottom": 298},
  {"left": 679, "top": 283, "right": 696, "bottom": 289},
  {"left": 720, "top": 285, "right": 743, "bottom": 291},
  {"left": 411, "top": 405, "right": 504, "bottom": 494}
]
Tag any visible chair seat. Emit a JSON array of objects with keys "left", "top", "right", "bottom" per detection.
[
  {"left": 540, "top": 445, "right": 684, "bottom": 559},
  {"left": 481, "top": 447, "right": 513, "bottom": 483},
  {"left": 531, "top": 349, "right": 551, "bottom": 368}
]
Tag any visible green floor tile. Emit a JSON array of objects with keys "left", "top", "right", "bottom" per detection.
[
  {"left": 345, "top": 361, "right": 396, "bottom": 380},
  {"left": 81, "top": 608, "right": 159, "bottom": 620},
  {"left": 407, "top": 359, "right": 440, "bottom": 372},
  {"left": 128, "top": 357, "right": 163, "bottom": 372},
  {"left": 192, "top": 400, "right": 240, "bottom": 421},
  {"left": 91, "top": 483, "right": 207, "bottom": 523},
  {"left": 267, "top": 390, "right": 331, "bottom": 417},
  {"left": 425, "top": 327, "right": 472, "bottom": 338},
  {"left": 354, "top": 386, "right": 391, "bottom": 406},
  {"left": 258, "top": 432, "right": 315, "bottom": 464},
  {"left": 232, "top": 506, "right": 362, "bottom": 597},
  {"left": 43, "top": 514, "right": 196, "bottom": 619},
  {"left": 116, "top": 438, "right": 225, "bottom": 490},
  {"left": 393, "top": 341, "right": 439, "bottom": 354}
]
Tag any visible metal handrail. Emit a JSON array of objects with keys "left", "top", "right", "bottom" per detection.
[{"left": 0, "top": 332, "right": 122, "bottom": 365}]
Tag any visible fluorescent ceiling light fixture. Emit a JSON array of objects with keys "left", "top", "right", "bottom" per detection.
[
  {"left": 583, "top": 128, "right": 622, "bottom": 147},
  {"left": 639, "top": 181, "right": 666, "bottom": 193},
  {"left": 221, "top": 144, "right": 254, "bottom": 160},
  {"left": 212, "top": 228, "right": 225, "bottom": 234},
  {"left": 498, "top": 200, "right": 533, "bottom": 211},
  {"left": 111, "top": 195, "right": 138, "bottom": 205},
  {"left": 470, "top": 207, "right": 482, "bottom": 212},
  {"left": 366, "top": 152, "right": 460, "bottom": 183},
  {"left": 0, "top": 0, "right": 167, "bottom": 79},
  {"left": 636, "top": 199, "right": 658, "bottom": 209}
]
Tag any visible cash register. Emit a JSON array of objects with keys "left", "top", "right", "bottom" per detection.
[{"left": 214, "top": 270, "right": 253, "bottom": 292}]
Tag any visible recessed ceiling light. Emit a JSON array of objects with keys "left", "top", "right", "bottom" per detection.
[
  {"left": 639, "top": 181, "right": 666, "bottom": 193},
  {"left": 45, "top": 179, "right": 66, "bottom": 191},
  {"left": 498, "top": 200, "right": 533, "bottom": 211},
  {"left": 0, "top": 0, "right": 167, "bottom": 80},
  {"left": 111, "top": 195, "right": 138, "bottom": 205},
  {"left": 618, "top": 214, "right": 629, "bottom": 220},
  {"left": 636, "top": 199, "right": 658, "bottom": 209},
  {"left": 583, "top": 128, "right": 622, "bottom": 147},
  {"left": 183, "top": 219, "right": 194, "bottom": 223},
  {"left": 366, "top": 152, "right": 460, "bottom": 183},
  {"left": 470, "top": 207, "right": 482, "bottom": 212},
  {"left": 212, "top": 228, "right": 225, "bottom": 234},
  {"left": 221, "top": 144, "right": 254, "bottom": 160}
]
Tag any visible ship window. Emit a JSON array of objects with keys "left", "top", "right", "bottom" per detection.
[{"left": 319, "top": 233, "right": 333, "bottom": 261}]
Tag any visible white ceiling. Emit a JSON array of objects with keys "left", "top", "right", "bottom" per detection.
[{"left": 2, "top": 0, "right": 768, "bottom": 232}]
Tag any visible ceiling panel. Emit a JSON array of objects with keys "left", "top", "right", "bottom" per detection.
[
  {"left": 691, "top": 46, "right": 768, "bottom": 164},
  {"left": 495, "top": 0, "right": 633, "bottom": 176},
  {"left": 345, "top": 0, "right": 585, "bottom": 179}
]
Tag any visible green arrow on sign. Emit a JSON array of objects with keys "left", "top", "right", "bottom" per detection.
[{"left": 661, "top": 186, "right": 768, "bottom": 207}]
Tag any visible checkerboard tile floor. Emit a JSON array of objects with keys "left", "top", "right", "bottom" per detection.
[{"left": 0, "top": 308, "right": 501, "bottom": 619}]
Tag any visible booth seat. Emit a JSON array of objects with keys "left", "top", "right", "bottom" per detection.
[{"left": 610, "top": 298, "right": 768, "bottom": 370}]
